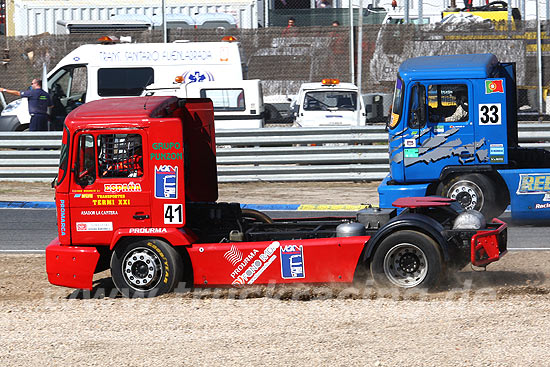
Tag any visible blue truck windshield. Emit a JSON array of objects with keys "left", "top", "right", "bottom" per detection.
[{"left": 389, "top": 76, "right": 404, "bottom": 129}]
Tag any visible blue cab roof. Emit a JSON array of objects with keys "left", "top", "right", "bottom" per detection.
[{"left": 399, "top": 53, "right": 500, "bottom": 81}]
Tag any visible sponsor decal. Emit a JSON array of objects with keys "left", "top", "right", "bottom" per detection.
[
  {"left": 404, "top": 138, "right": 416, "bottom": 148},
  {"left": 490, "top": 144, "right": 504, "bottom": 155},
  {"left": 104, "top": 182, "right": 141, "bottom": 193},
  {"left": 485, "top": 79, "right": 504, "bottom": 94},
  {"left": 129, "top": 228, "right": 168, "bottom": 234},
  {"left": 155, "top": 165, "right": 178, "bottom": 199},
  {"left": 490, "top": 156, "right": 504, "bottom": 163},
  {"left": 231, "top": 242, "right": 279, "bottom": 285},
  {"left": 435, "top": 125, "right": 444, "bottom": 133},
  {"left": 535, "top": 203, "right": 550, "bottom": 209},
  {"left": 230, "top": 249, "right": 259, "bottom": 279},
  {"left": 404, "top": 148, "right": 419, "bottom": 158},
  {"left": 150, "top": 141, "right": 183, "bottom": 161},
  {"left": 92, "top": 199, "right": 130, "bottom": 206},
  {"left": 280, "top": 245, "right": 305, "bottom": 279},
  {"left": 99, "top": 49, "right": 213, "bottom": 63},
  {"left": 74, "top": 193, "right": 93, "bottom": 198},
  {"left": 152, "top": 142, "right": 181, "bottom": 150},
  {"left": 59, "top": 199, "right": 66, "bottom": 236},
  {"left": 517, "top": 173, "right": 550, "bottom": 194},
  {"left": 75, "top": 222, "right": 113, "bottom": 232},
  {"left": 224, "top": 244, "right": 243, "bottom": 266},
  {"left": 81, "top": 210, "right": 119, "bottom": 216}
]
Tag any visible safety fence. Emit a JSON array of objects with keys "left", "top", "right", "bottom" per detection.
[{"left": 2, "top": 123, "right": 550, "bottom": 182}]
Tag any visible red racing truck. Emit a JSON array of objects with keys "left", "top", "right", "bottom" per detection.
[{"left": 46, "top": 96, "right": 507, "bottom": 297}]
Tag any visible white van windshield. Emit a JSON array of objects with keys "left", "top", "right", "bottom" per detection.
[{"left": 303, "top": 91, "right": 357, "bottom": 111}]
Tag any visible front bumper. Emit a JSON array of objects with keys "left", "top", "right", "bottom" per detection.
[
  {"left": 471, "top": 218, "right": 508, "bottom": 267},
  {"left": 46, "top": 238, "right": 100, "bottom": 290}
]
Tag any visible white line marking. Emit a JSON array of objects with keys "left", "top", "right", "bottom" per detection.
[
  {"left": 0, "top": 249, "right": 45, "bottom": 253},
  {"left": 507, "top": 248, "right": 550, "bottom": 251}
]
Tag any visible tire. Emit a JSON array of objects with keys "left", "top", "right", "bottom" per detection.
[
  {"left": 438, "top": 173, "right": 498, "bottom": 218},
  {"left": 111, "top": 239, "right": 183, "bottom": 298},
  {"left": 370, "top": 230, "right": 443, "bottom": 289}
]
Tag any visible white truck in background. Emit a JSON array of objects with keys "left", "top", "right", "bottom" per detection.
[
  {"left": 0, "top": 38, "right": 247, "bottom": 131},
  {"left": 142, "top": 79, "right": 265, "bottom": 129},
  {"left": 291, "top": 79, "right": 367, "bottom": 127}
]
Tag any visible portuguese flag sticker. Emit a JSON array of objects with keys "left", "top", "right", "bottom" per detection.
[{"left": 485, "top": 79, "right": 504, "bottom": 94}]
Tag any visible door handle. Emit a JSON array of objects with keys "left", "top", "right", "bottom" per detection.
[{"left": 133, "top": 214, "right": 150, "bottom": 220}]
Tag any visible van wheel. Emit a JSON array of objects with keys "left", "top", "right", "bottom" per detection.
[
  {"left": 111, "top": 239, "right": 182, "bottom": 298},
  {"left": 438, "top": 173, "right": 498, "bottom": 218},
  {"left": 370, "top": 230, "right": 443, "bottom": 289}
]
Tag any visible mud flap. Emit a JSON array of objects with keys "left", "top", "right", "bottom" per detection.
[{"left": 470, "top": 218, "right": 508, "bottom": 267}]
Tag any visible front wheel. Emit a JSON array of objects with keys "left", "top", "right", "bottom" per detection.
[
  {"left": 438, "top": 173, "right": 499, "bottom": 218},
  {"left": 111, "top": 239, "right": 182, "bottom": 298},
  {"left": 370, "top": 230, "right": 443, "bottom": 289}
]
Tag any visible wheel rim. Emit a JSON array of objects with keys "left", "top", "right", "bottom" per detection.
[
  {"left": 383, "top": 243, "right": 428, "bottom": 288},
  {"left": 447, "top": 180, "right": 484, "bottom": 210},
  {"left": 122, "top": 247, "right": 163, "bottom": 291}
]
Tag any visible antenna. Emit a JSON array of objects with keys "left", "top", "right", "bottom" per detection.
[{"left": 142, "top": 74, "right": 154, "bottom": 110}]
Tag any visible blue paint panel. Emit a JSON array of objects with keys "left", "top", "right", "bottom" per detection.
[
  {"left": 472, "top": 78, "right": 509, "bottom": 165},
  {"left": 378, "top": 174, "right": 430, "bottom": 209},
  {"left": 498, "top": 169, "right": 550, "bottom": 220}
]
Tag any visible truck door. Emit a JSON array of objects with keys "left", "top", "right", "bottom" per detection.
[
  {"left": 404, "top": 82, "right": 475, "bottom": 181},
  {"left": 69, "top": 130, "right": 151, "bottom": 244}
]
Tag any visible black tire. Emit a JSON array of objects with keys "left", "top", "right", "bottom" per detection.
[
  {"left": 111, "top": 239, "right": 182, "bottom": 298},
  {"left": 438, "top": 173, "right": 498, "bottom": 218},
  {"left": 370, "top": 230, "right": 443, "bottom": 289}
]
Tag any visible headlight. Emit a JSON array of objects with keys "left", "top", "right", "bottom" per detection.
[{"left": 2, "top": 99, "right": 22, "bottom": 113}]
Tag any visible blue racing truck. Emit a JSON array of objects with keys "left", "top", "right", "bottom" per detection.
[{"left": 379, "top": 53, "right": 550, "bottom": 220}]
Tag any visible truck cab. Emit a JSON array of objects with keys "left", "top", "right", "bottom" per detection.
[
  {"left": 291, "top": 79, "right": 366, "bottom": 127},
  {"left": 46, "top": 95, "right": 507, "bottom": 297},
  {"left": 380, "top": 53, "right": 550, "bottom": 220}
]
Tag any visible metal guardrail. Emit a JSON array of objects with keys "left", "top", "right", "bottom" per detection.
[{"left": 1, "top": 123, "right": 550, "bottom": 182}]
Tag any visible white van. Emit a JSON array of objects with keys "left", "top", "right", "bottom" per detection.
[
  {"left": 143, "top": 79, "right": 265, "bottom": 129},
  {"left": 291, "top": 79, "right": 366, "bottom": 127},
  {"left": 0, "top": 39, "right": 245, "bottom": 131}
]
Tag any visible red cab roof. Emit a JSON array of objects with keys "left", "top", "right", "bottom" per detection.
[{"left": 65, "top": 96, "right": 179, "bottom": 130}]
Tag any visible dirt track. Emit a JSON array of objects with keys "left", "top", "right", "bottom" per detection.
[{"left": 2, "top": 181, "right": 550, "bottom": 365}]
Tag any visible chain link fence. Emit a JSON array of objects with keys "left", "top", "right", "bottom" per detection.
[{"left": 0, "top": 20, "right": 549, "bottom": 115}]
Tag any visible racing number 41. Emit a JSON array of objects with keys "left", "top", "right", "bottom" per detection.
[
  {"left": 479, "top": 103, "right": 501, "bottom": 125},
  {"left": 164, "top": 204, "right": 183, "bottom": 224}
]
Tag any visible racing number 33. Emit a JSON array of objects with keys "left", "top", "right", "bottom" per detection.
[
  {"left": 164, "top": 204, "right": 183, "bottom": 224},
  {"left": 479, "top": 103, "right": 501, "bottom": 125}
]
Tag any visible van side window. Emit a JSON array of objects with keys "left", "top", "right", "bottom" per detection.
[
  {"left": 200, "top": 89, "right": 246, "bottom": 111},
  {"left": 97, "top": 134, "right": 143, "bottom": 178},
  {"left": 97, "top": 68, "right": 154, "bottom": 97}
]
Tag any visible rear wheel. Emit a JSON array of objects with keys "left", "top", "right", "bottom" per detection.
[
  {"left": 111, "top": 239, "right": 182, "bottom": 298},
  {"left": 438, "top": 173, "right": 498, "bottom": 218},
  {"left": 370, "top": 230, "right": 443, "bottom": 289}
]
